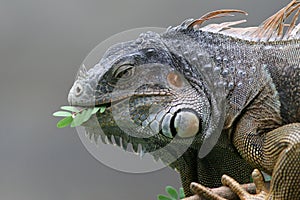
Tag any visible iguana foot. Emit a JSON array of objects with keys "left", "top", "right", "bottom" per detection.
[{"left": 190, "top": 169, "right": 269, "bottom": 200}]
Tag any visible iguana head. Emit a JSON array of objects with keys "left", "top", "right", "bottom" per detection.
[{"left": 68, "top": 30, "right": 225, "bottom": 162}]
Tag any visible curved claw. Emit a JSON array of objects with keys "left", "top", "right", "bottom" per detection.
[{"left": 189, "top": 169, "right": 270, "bottom": 200}]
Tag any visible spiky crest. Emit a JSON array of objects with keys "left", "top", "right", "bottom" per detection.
[{"left": 186, "top": 0, "right": 300, "bottom": 42}]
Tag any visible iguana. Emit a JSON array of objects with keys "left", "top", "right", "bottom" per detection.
[{"left": 68, "top": 1, "right": 300, "bottom": 199}]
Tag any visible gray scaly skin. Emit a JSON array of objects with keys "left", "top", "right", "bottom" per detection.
[{"left": 68, "top": 1, "right": 300, "bottom": 199}]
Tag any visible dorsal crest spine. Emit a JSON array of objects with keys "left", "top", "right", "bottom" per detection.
[{"left": 183, "top": 0, "right": 300, "bottom": 42}]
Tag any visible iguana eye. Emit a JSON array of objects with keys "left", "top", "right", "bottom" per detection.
[{"left": 114, "top": 64, "right": 135, "bottom": 79}]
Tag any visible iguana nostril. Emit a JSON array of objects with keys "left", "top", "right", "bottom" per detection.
[{"left": 75, "top": 84, "right": 83, "bottom": 96}]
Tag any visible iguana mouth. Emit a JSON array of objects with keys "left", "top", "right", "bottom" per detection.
[{"left": 94, "top": 89, "right": 172, "bottom": 108}]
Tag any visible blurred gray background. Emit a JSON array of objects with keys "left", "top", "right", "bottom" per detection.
[{"left": 0, "top": 0, "right": 288, "bottom": 200}]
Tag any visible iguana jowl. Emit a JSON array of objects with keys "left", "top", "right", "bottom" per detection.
[{"left": 68, "top": 1, "right": 300, "bottom": 199}]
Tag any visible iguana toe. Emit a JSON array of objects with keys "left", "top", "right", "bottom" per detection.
[
  {"left": 220, "top": 169, "right": 268, "bottom": 200},
  {"left": 190, "top": 182, "right": 226, "bottom": 200},
  {"left": 189, "top": 169, "right": 269, "bottom": 200}
]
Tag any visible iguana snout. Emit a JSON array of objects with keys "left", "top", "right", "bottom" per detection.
[{"left": 68, "top": 64, "right": 98, "bottom": 107}]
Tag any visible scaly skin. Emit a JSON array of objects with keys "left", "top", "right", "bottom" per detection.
[{"left": 68, "top": 1, "right": 300, "bottom": 199}]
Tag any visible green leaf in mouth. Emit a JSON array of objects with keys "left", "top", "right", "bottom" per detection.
[
  {"left": 91, "top": 107, "right": 100, "bottom": 114},
  {"left": 53, "top": 106, "right": 105, "bottom": 128},
  {"left": 60, "top": 106, "right": 79, "bottom": 112},
  {"left": 53, "top": 111, "right": 72, "bottom": 117},
  {"left": 56, "top": 116, "right": 73, "bottom": 128},
  {"left": 71, "top": 108, "right": 93, "bottom": 127},
  {"left": 100, "top": 106, "right": 106, "bottom": 113}
]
